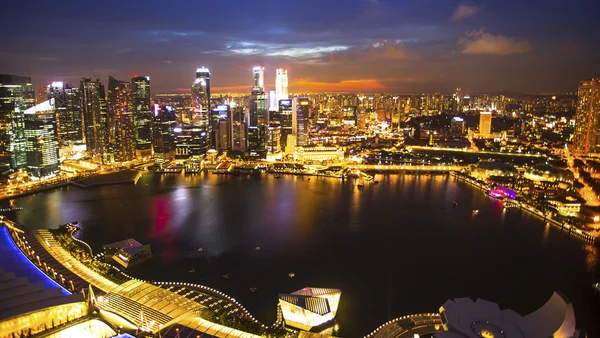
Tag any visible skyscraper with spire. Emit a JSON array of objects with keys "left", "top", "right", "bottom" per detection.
[
  {"left": 275, "top": 69, "right": 289, "bottom": 103},
  {"left": 253, "top": 66, "right": 265, "bottom": 90}
]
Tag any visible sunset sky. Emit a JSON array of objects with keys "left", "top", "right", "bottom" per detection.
[{"left": 1, "top": 0, "right": 599, "bottom": 94}]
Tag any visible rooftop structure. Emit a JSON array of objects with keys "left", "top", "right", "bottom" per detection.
[
  {"left": 278, "top": 287, "right": 341, "bottom": 331},
  {"left": 102, "top": 238, "right": 152, "bottom": 268}
]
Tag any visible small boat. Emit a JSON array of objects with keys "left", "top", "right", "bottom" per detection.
[
  {"left": 452, "top": 201, "right": 458, "bottom": 207},
  {"left": 198, "top": 248, "right": 203, "bottom": 252},
  {"left": 250, "top": 288, "right": 257, "bottom": 292},
  {"left": 308, "top": 178, "right": 311, "bottom": 181},
  {"left": 472, "top": 210, "right": 479, "bottom": 215},
  {"left": 373, "top": 180, "right": 380, "bottom": 185},
  {"left": 274, "top": 174, "right": 281, "bottom": 179},
  {"left": 189, "top": 269, "right": 195, "bottom": 273},
  {"left": 222, "top": 274, "right": 230, "bottom": 279},
  {"left": 288, "top": 273, "right": 295, "bottom": 278},
  {"left": 255, "top": 246, "right": 261, "bottom": 251}
]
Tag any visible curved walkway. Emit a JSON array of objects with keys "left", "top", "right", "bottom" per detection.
[{"left": 364, "top": 313, "right": 443, "bottom": 338}]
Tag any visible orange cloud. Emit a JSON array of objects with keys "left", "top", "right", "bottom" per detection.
[
  {"left": 458, "top": 29, "right": 532, "bottom": 55},
  {"left": 293, "top": 79, "right": 388, "bottom": 92}
]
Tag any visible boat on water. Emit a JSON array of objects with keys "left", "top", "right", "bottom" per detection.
[
  {"left": 198, "top": 248, "right": 203, "bottom": 252},
  {"left": 453, "top": 201, "right": 458, "bottom": 207},
  {"left": 250, "top": 288, "right": 257, "bottom": 292},
  {"left": 472, "top": 209, "right": 479, "bottom": 215},
  {"left": 373, "top": 180, "right": 380, "bottom": 185},
  {"left": 189, "top": 269, "right": 195, "bottom": 273},
  {"left": 255, "top": 246, "right": 261, "bottom": 251},
  {"left": 357, "top": 177, "right": 365, "bottom": 188},
  {"left": 223, "top": 274, "right": 230, "bottom": 279},
  {"left": 274, "top": 174, "right": 282, "bottom": 179},
  {"left": 288, "top": 273, "right": 295, "bottom": 278}
]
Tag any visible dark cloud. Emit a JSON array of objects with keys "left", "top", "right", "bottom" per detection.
[{"left": 0, "top": 0, "right": 599, "bottom": 93}]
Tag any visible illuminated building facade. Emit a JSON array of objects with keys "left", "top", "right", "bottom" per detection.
[
  {"left": 269, "top": 90, "right": 278, "bottom": 112},
  {"left": 47, "top": 82, "right": 83, "bottom": 147},
  {"left": 247, "top": 125, "right": 266, "bottom": 157},
  {"left": 152, "top": 104, "right": 176, "bottom": 160},
  {"left": 210, "top": 104, "right": 231, "bottom": 150},
  {"left": 253, "top": 66, "right": 264, "bottom": 90},
  {"left": 107, "top": 76, "right": 135, "bottom": 162},
  {"left": 23, "top": 99, "right": 60, "bottom": 177},
  {"left": 131, "top": 76, "right": 152, "bottom": 156},
  {"left": 450, "top": 116, "right": 465, "bottom": 135},
  {"left": 573, "top": 78, "right": 600, "bottom": 155},
  {"left": 231, "top": 108, "right": 247, "bottom": 152},
  {"left": 0, "top": 74, "right": 35, "bottom": 170},
  {"left": 275, "top": 68, "right": 288, "bottom": 103},
  {"left": 295, "top": 97, "right": 310, "bottom": 146},
  {"left": 102, "top": 238, "right": 152, "bottom": 268},
  {"left": 267, "top": 124, "right": 281, "bottom": 154},
  {"left": 191, "top": 67, "right": 211, "bottom": 128},
  {"left": 278, "top": 99, "right": 294, "bottom": 152},
  {"left": 278, "top": 287, "right": 341, "bottom": 331},
  {"left": 80, "top": 78, "right": 107, "bottom": 159},
  {"left": 343, "top": 106, "right": 357, "bottom": 126},
  {"left": 479, "top": 111, "right": 492, "bottom": 137},
  {"left": 250, "top": 86, "right": 268, "bottom": 127},
  {"left": 174, "top": 126, "right": 210, "bottom": 158},
  {"left": 294, "top": 146, "right": 344, "bottom": 162}
]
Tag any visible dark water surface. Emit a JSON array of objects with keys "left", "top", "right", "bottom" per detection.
[{"left": 6, "top": 173, "right": 600, "bottom": 337}]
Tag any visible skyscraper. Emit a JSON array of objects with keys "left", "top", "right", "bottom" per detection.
[
  {"left": 47, "top": 82, "right": 82, "bottom": 147},
  {"left": 131, "top": 76, "right": 152, "bottom": 157},
  {"left": 249, "top": 88, "right": 268, "bottom": 127},
  {"left": 268, "top": 90, "right": 278, "bottom": 112},
  {"left": 275, "top": 69, "right": 288, "bottom": 103},
  {"left": 231, "top": 107, "right": 247, "bottom": 152},
  {"left": 152, "top": 104, "right": 176, "bottom": 160},
  {"left": 210, "top": 104, "right": 231, "bottom": 150},
  {"left": 80, "top": 78, "right": 107, "bottom": 159},
  {"left": 253, "top": 66, "right": 265, "bottom": 90},
  {"left": 479, "top": 111, "right": 492, "bottom": 138},
  {"left": 573, "top": 79, "right": 600, "bottom": 155},
  {"left": 278, "top": 99, "right": 294, "bottom": 151},
  {"left": 23, "top": 99, "right": 59, "bottom": 177},
  {"left": 0, "top": 74, "right": 35, "bottom": 170},
  {"left": 107, "top": 76, "right": 135, "bottom": 162},
  {"left": 191, "top": 67, "right": 211, "bottom": 127},
  {"left": 295, "top": 97, "right": 311, "bottom": 146}
]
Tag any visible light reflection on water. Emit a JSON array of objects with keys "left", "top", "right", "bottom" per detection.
[{"left": 5, "top": 172, "right": 600, "bottom": 337}]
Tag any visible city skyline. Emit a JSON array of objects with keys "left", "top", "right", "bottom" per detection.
[{"left": 1, "top": 0, "right": 600, "bottom": 94}]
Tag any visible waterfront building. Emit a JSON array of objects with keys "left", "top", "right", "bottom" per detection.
[
  {"left": 191, "top": 67, "right": 211, "bottom": 128},
  {"left": 295, "top": 97, "right": 310, "bottom": 146},
  {"left": 152, "top": 104, "right": 176, "bottom": 160},
  {"left": 479, "top": 111, "right": 492, "bottom": 138},
  {"left": 24, "top": 99, "right": 60, "bottom": 177},
  {"left": 107, "top": 76, "right": 135, "bottom": 162},
  {"left": 47, "top": 82, "right": 83, "bottom": 147},
  {"left": 471, "top": 161, "right": 518, "bottom": 181},
  {"left": 174, "top": 125, "right": 210, "bottom": 159},
  {"left": 267, "top": 124, "right": 281, "bottom": 154},
  {"left": 279, "top": 99, "right": 294, "bottom": 152},
  {"left": 231, "top": 107, "right": 247, "bottom": 152},
  {"left": 275, "top": 68, "right": 288, "bottom": 103},
  {"left": 102, "top": 238, "right": 152, "bottom": 269},
  {"left": 80, "top": 78, "right": 107, "bottom": 160},
  {"left": 450, "top": 116, "right": 465, "bottom": 135},
  {"left": 523, "top": 164, "right": 575, "bottom": 183},
  {"left": 247, "top": 125, "right": 267, "bottom": 157},
  {"left": 286, "top": 134, "right": 297, "bottom": 155},
  {"left": 253, "top": 66, "right": 265, "bottom": 90},
  {"left": 573, "top": 78, "right": 600, "bottom": 156},
  {"left": 278, "top": 287, "right": 341, "bottom": 331},
  {"left": 131, "top": 76, "right": 153, "bottom": 157},
  {"left": 210, "top": 104, "right": 231, "bottom": 150},
  {"left": 0, "top": 74, "right": 35, "bottom": 170},
  {"left": 249, "top": 87, "right": 268, "bottom": 127},
  {"left": 293, "top": 145, "right": 344, "bottom": 162}
]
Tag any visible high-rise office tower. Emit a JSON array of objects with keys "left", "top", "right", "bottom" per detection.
[
  {"left": 573, "top": 79, "right": 600, "bottom": 155},
  {"left": 275, "top": 69, "right": 288, "bottom": 103},
  {"left": 450, "top": 116, "right": 465, "bottom": 135},
  {"left": 191, "top": 67, "right": 211, "bottom": 127},
  {"left": 47, "top": 82, "right": 82, "bottom": 147},
  {"left": 268, "top": 90, "right": 278, "bottom": 112},
  {"left": 210, "top": 104, "right": 231, "bottom": 150},
  {"left": 295, "top": 97, "right": 310, "bottom": 146},
  {"left": 23, "top": 99, "right": 59, "bottom": 177},
  {"left": 253, "top": 66, "right": 265, "bottom": 90},
  {"left": 231, "top": 107, "right": 247, "bottom": 152},
  {"left": 479, "top": 111, "right": 492, "bottom": 138},
  {"left": 131, "top": 76, "right": 152, "bottom": 156},
  {"left": 107, "top": 76, "right": 135, "bottom": 162},
  {"left": 247, "top": 125, "right": 266, "bottom": 156},
  {"left": 250, "top": 88, "right": 268, "bottom": 127},
  {"left": 80, "top": 78, "right": 107, "bottom": 159},
  {"left": 278, "top": 99, "right": 293, "bottom": 151},
  {"left": 267, "top": 124, "right": 281, "bottom": 154},
  {"left": 0, "top": 74, "right": 35, "bottom": 170},
  {"left": 152, "top": 104, "right": 176, "bottom": 160}
]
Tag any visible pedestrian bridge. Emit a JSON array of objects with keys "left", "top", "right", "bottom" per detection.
[{"left": 364, "top": 313, "right": 443, "bottom": 338}]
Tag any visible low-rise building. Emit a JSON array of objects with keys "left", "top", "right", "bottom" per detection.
[{"left": 294, "top": 146, "right": 344, "bottom": 162}]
